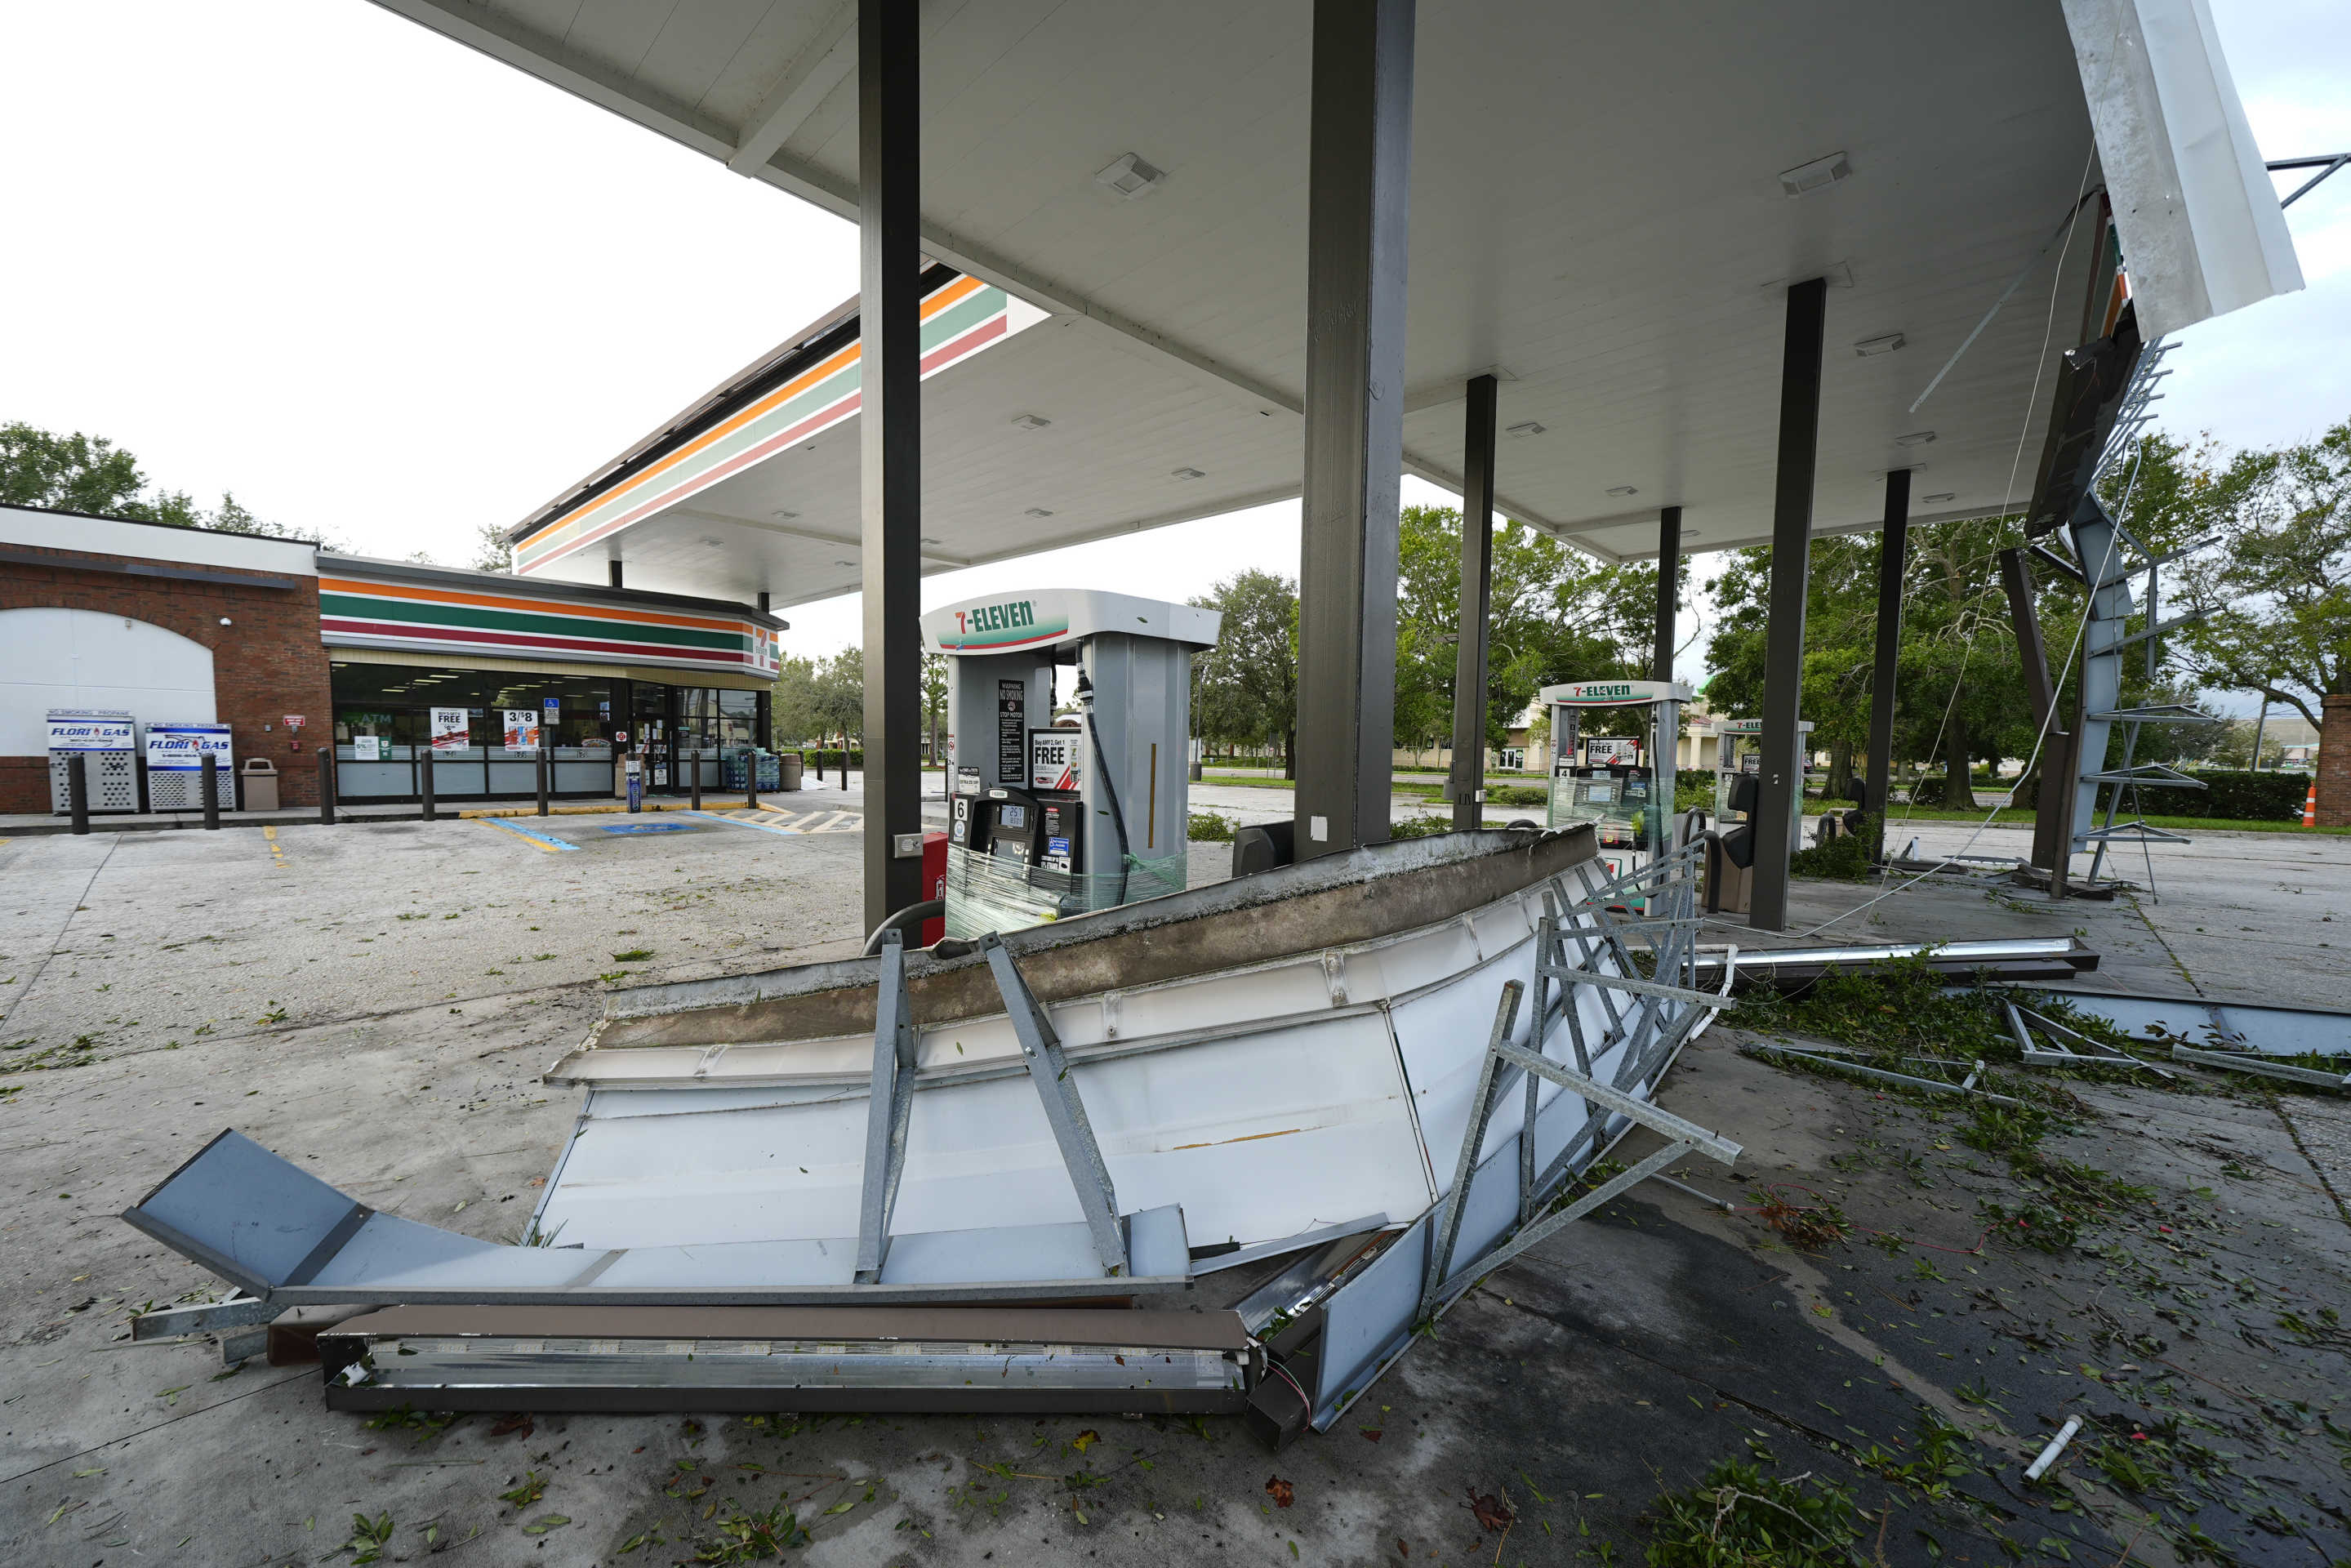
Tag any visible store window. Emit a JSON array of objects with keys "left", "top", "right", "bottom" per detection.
[
  {"left": 678, "top": 688, "right": 760, "bottom": 755},
  {"left": 330, "top": 663, "right": 613, "bottom": 749}
]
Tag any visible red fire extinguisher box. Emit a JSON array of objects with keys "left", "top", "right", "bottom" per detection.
[{"left": 922, "top": 831, "right": 949, "bottom": 946}]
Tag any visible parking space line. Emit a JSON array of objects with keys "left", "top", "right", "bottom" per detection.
[
  {"left": 683, "top": 809, "right": 809, "bottom": 839},
  {"left": 262, "top": 825, "right": 288, "bottom": 870},
  {"left": 479, "top": 817, "right": 578, "bottom": 853}
]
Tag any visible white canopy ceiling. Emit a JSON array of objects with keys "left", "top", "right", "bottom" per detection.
[{"left": 396, "top": 0, "right": 2298, "bottom": 604}]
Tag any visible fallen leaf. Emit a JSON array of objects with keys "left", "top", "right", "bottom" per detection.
[
  {"left": 825, "top": 1498, "right": 857, "bottom": 1516},
  {"left": 1397, "top": 1540, "right": 1409, "bottom": 1558},
  {"left": 1266, "top": 1476, "right": 1295, "bottom": 1508},
  {"left": 520, "top": 1514, "right": 570, "bottom": 1535},
  {"left": 1465, "top": 1488, "right": 1515, "bottom": 1532},
  {"left": 1360, "top": 1428, "right": 1383, "bottom": 1442},
  {"left": 490, "top": 1414, "right": 535, "bottom": 1441},
  {"left": 1071, "top": 1429, "right": 1100, "bottom": 1454}
]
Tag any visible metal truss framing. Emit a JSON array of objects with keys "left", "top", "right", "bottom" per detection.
[
  {"left": 982, "top": 932, "right": 1129, "bottom": 1274},
  {"left": 853, "top": 931, "right": 921, "bottom": 1282}
]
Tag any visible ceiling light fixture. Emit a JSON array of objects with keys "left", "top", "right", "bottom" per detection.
[
  {"left": 1779, "top": 151, "right": 1852, "bottom": 197},
  {"left": 1895, "top": 430, "right": 1937, "bottom": 448},
  {"left": 1009, "top": 413, "right": 1052, "bottom": 431},
  {"left": 1505, "top": 421, "right": 1547, "bottom": 439},
  {"left": 1171, "top": 466, "right": 1206, "bottom": 480},
  {"left": 1025, "top": 507, "right": 1055, "bottom": 518},
  {"left": 1606, "top": 485, "right": 1639, "bottom": 497},
  {"left": 1853, "top": 332, "right": 1905, "bottom": 357},
  {"left": 1095, "top": 152, "right": 1165, "bottom": 200},
  {"left": 1923, "top": 492, "right": 1957, "bottom": 503}
]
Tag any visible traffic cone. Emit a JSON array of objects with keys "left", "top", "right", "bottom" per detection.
[{"left": 2305, "top": 782, "right": 2318, "bottom": 827}]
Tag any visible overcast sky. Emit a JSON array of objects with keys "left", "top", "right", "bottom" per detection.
[{"left": 2, "top": 0, "right": 2344, "bottom": 679}]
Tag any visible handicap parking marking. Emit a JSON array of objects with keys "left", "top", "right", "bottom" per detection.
[
  {"left": 681, "top": 808, "right": 853, "bottom": 839},
  {"left": 479, "top": 817, "right": 579, "bottom": 853},
  {"left": 596, "top": 821, "right": 700, "bottom": 835}
]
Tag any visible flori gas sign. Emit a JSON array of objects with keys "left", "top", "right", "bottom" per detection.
[
  {"left": 144, "top": 724, "right": 234, "bottom": 772},
  {"left": 46, "top": 713, "right": 136, "bottom": 751}
]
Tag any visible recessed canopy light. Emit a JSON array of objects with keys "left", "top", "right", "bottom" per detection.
[
  {"left": 1779, "top": 151, "right": 1851, "bottom": 197},
  {"left": 1853, "top": 332, "right": 1905, "bottom": 357},
  {"left": 1171, "top": 466, "right": 1206, "bottom": 480},
  {"left": 1505, "top": 421, "right": 1547, "bottom": 439},
  {"left": 1606, "top": 485, "right": 1639, "bottom": 497},
  {"left": 771, "top": 509, "right": 800, "bottom": 520},
  {"left": 1922, "top": 491, "right": 1957, "bottom": 503},
  {"left": 1895, "top": 430, "right": 1937, "bottom": 448},
  {"left": 1095, "top": 152, "right": 1165, "bottom": 200},
  {"left": 1009, "top": 413, "right": 1052, "bottom": 431},
  {"left": 1025, "top": 507, "right": 1055, "bottom": 518},
  {"left": 700, "top": 537, "right": 725, "bottom": 548}
]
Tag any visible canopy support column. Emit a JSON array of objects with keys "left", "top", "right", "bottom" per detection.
[
  {"left": 858, "top": 0, "right": 924, "bottom": 930},
  {"left": 1448, "top": 372, "right": 1498, "bottom": 831},
  {"left": 1295, "top": 0, "right": 1416, "bottom": 858},
  {"left": 1748, "top": 277, "right": 1828, "bottom": 931},
  {"left": 1653, "top": 506, "right": 1681, "bottom": 684},
  {"left": 1866, "top": 469, "right": 1909, "bottom": 865}
]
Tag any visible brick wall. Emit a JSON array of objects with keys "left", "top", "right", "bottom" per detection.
[
  {"left": 2318, "top": 694, "right": 2351, "bottom": 829},
  {"left": 0, "top": 543, "right": 333, "bottom": 813}
]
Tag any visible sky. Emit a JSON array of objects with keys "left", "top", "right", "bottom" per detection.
[{"left": 1, "top": 0, "right": 2344, "bottom": 681}]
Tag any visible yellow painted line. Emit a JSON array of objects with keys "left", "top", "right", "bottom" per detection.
[
  {"left": 479, "top": 817, "right": 569, "bottom": 854},
  {"left": 261, "top": 825, "right": 288, "bottom": 870}
]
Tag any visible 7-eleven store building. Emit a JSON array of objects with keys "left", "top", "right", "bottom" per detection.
[{"left": 320, "top": 556, "right": 782, "bottom": 803}]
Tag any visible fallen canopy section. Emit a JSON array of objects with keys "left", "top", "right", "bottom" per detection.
[{"left": 122, "top": 825, "right": 1741, "bottom": 1428}]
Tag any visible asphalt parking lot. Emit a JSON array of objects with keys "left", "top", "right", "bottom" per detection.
[{"left": 2, "top": 817, "right": 2344, "bottom": 1566}]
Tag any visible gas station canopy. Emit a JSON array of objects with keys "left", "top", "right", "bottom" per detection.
[{"left": 433, "top": 0, "right": 2300, "bottom": 604}]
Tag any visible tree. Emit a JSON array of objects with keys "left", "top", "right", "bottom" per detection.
[
  {"left": 771, "top": 656, "right": 822, "bottom": 745},
  {"left": 1, "top": 421, "right": 313, "bottom": 540},
  {"left": 1393, "top": 505, "right": 1662, "bottom": 758},
  {"left": 1191, "top": 569, "right": 1300, "bottom": 776},
  {"left": 2175, "top": 421, "right": 2349, "bottom": 736},
  {"left": 472, "top": 524, "right": 515, "bottom": 572},
  {"left": 922, "top": 651, "right": 948, "bottom": 768}
]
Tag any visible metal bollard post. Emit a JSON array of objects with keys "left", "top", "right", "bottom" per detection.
[
  {"left": 745, "top": 757, "right": 759, "bottom": 813},
  {"left": 201, "top": 753, "right": 220, "bottom": 830},
  {"left": 689, "top": 751, "right": 701, "bottom": 811},
  {"left": 420, "top": 748, "right": 437, "bottom": 822},
  {"left": 536, "top": 750, "right": 550, "bottom": 816},
  {"left": 318, "top": 747, "right": 336, "bottom": 825},
  {"left": 67, "top": 753, "right": 89, "bottom": 835}
]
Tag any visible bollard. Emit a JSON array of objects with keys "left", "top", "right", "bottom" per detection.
[
  {"left": 201, "top": 753, "right": 220, "bottom": 830},
  {"left": 420, "top": 748, "right": 437, "bottom": 822},
  {"left": 745, "top": 758, "right": 759, "bottom": 813},
  {"left": 67, "top": 753, "right": 90, "bottom": 835},
  {"left": 318, "top": 747, "right": 337, "bottom": 825},
  {"left": 536, "top": 750, "right": 550, "bottom": 816},
  {"left": 689, "top": 750, "right": 701, "bottom": 811}
]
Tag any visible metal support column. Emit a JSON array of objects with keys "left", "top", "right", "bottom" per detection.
[
  {"left": 858, "top": 0, "right": 925, "bottom": 929},
  {"left": 1653, "top": 506, "right": 1681, "bottom": 684},
  {"left": 1448, "top": 373, "right": 1498, "bottom": 831},
  {"left": 1865, "top": 469, "right": 1908, "bottom": 864},
  {"left": 1294, "top": 0, "right": 1416, "bottom": 858},
  {"left": 1748, "top": 278, "right": 1828, "bottom": 931}
]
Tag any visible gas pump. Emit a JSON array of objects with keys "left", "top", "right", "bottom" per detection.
[
  {"left": 924, "top": 590, "right": 1221, "bottom": 939},
  {"left": 1538, "top": 679, "right": 1691, "bottom": 910},
  {"left": 1703, "top": 717, "right": 1810, "bottom": 915}
]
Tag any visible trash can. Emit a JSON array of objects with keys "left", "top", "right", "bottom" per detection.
[
  {"left": 239, "top": 758, "right": 280, "bottom": 812},
  {"left": 779, "top": 751, "right": 804, "bottom": 792}
]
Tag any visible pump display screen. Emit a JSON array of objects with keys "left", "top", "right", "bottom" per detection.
[{"left": 998, "top": 804, "right": 1027, "bottom": 829}]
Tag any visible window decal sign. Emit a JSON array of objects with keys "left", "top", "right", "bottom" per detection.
[
  {"left": 430, "top": 708, "right": 471, "bottom": 751},
  {"left": 503, "top": 710, "right": 541, "bottom": 751}
]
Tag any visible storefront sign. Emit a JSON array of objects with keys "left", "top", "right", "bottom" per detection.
[
  {"left": 145, "top": 723, "right": 234, "bottom": 772},
  {"left": 430, "top": 707, "right": 471, "bottom": 751},
  {"left": 502, "top": 710, "right": 541, "bottom": 751},
  {"left": 283, "top": 714, "right": 307, "bottom": 730},
  {"left": 46, "top": 714, "right": 136, "bottom": 751},
  {"left": 354, "top": 735, "right": 383, "bottom": 761}
]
